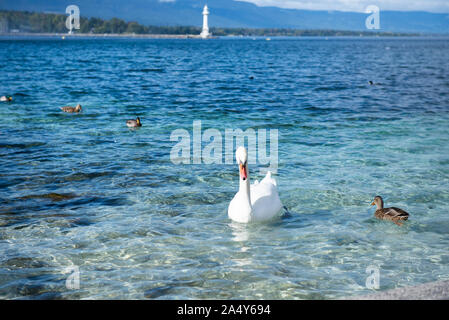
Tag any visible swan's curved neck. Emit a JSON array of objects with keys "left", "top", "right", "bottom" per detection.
[
  {"left": 239, "top": 178, "right": 251, "bottom": 200},
  {"left": 239, "top": 173, "right": 252, "bottom": 217}
]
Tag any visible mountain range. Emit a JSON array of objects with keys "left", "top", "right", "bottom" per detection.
[{"left": 1, "top": 0, "right": 448, "bottom": 33}]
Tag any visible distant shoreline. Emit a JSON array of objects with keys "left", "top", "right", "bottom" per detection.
[
  {"left": 0, "top": 32, "right": 206, "bottom": 39},
  {"left": 0, "top": 32, "right": 430, "bottom": 39},
  {"left": 0, "top": 10, "right": 436, "bottom": 38}
]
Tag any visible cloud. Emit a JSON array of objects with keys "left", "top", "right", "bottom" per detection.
[{"left": 237, "top": 0, "right": 449, "bottom": 13}]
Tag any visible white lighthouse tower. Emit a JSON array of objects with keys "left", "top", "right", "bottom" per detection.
[{"left": 200, "top": 5, "right": 210, "bottom": 38}]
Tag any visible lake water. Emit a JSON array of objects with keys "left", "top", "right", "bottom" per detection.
[{"left": 0, "top": 37, "right": 448, "bottom": 299}]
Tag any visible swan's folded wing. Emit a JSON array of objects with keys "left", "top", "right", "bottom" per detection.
[
  {"left": 260, "top": 171, "right": 277, "bottom": 187},
  {"left": 250, "top": 176, "right": 283, "bottom": 221}
]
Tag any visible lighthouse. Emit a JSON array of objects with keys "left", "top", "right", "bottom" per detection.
[{"left": 200, "top": 5, "right": 210, "bottom": 39}]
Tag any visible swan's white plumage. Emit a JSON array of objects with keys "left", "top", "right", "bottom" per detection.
[{"left": 228, "top": 147, "right": 283, "bottom": 223}]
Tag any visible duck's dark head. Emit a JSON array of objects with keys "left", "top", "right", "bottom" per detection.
[
  {"left": 371, "top": 195, "right": 383, "bottom": 209},
  {"left": 7, "top": 96, "right": 12, "bottom": 101},
  {"left": 75, "top": 104, "right": 82, "bottom": 112},
  {"left": 136, "top": 117, "right": 141, "bottom": 126}
]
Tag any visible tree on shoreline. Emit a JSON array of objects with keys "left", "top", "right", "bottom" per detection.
[{"left": 0, "top": 10, "right": 413, "bottom": 37}]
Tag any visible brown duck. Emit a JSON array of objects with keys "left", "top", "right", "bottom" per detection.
[
  {"left": 61, "top": 104, "right": 82, "bottom": 113},
  {"left": 126, "top": 117, "right": 142, "bottom": 128},
  {"left": 371, "top": 196, "right": 409, "bottom": 226}
]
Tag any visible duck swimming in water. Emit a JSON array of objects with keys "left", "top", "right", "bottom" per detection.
[
  {"left": 61, "top": 104, "right": 82, "bottom": 113},
  {"left": 0, "top": 96, "right": 12, "bottom": 102},
  {"left": 371, "top": 195, "right": 409, "bottom": 226},
  {"left": 126, "top": 117, "right": 142, "bottom": 128}
]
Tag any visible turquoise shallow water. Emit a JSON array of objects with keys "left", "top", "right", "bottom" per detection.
[{"left": 0, "top": 37, "right": 448, "bottom": 299}]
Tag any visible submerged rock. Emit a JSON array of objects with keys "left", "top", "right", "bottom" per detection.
[{"left": 20, "top": 193, "right": 77, "bottom": 202}]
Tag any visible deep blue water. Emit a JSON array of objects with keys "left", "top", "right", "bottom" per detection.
[{"left": 0, "top": 37, "right": 448, "bottom": 299}]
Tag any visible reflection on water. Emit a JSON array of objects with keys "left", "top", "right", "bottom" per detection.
[{"left": 230, "top": 222, "right": 250, "bottom": 243}]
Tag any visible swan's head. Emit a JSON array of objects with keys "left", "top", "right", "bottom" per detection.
[
  {"left": 236, "top": 146, "right": 248, "bottom": 181},
  {"left": 371, "top": 195, "right": 383, "bottom": 209}
]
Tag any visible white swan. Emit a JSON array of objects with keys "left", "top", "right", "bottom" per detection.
[{"left": 228, "top": 146, "right": 283, "bottom": 223}]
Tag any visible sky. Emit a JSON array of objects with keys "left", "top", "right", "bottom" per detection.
[{"left": 237, "top": 0, "right": 449, "bottom": 13}]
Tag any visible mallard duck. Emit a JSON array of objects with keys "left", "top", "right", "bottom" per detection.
[
  {"left": 61, "top": 104, "right": 82, "bottom": 113},
  {"left": 126, "top": 117, "right": 142, "bottom": 128},
  {"left": 371, "top": 196, "right": 409, "bottom": 226},
  {"left": 0, "top": 96, "right": 12, "bottom": 102}
]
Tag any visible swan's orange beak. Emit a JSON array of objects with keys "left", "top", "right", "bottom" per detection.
[
  {"left": 371, "top": 202, "right": 375, "bottom": 206},
  {"left": 239, "top": 163, "right": 247, "bottom": 181}
]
